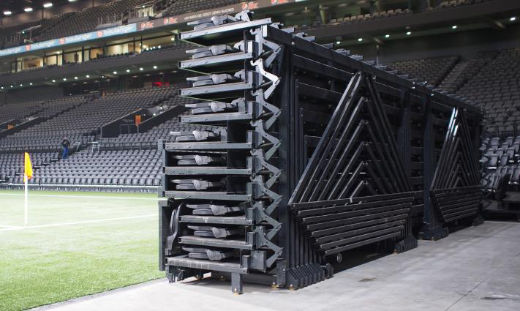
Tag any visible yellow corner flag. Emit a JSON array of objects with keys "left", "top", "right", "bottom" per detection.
[
  {"left": 24, "top": 152, "right": 33, "bottom": 181},
  {"left": 24, "top": 152, "right": 32, "bottom": 226}
]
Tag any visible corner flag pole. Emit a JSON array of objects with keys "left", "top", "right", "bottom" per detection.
[
  {"left": 24, "top": 174, "right": 28, "bottom": 226},
  {"left": 24, "top": 152, "right": 33, "bottom": 226}
]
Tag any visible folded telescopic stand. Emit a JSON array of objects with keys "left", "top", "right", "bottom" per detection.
[{"left": 158, "top": 11, "right": 482, "bottom": 293}]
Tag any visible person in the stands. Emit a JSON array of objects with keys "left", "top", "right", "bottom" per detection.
[{"left": 61, "top": 137, "right": 70, "bottom": 159}]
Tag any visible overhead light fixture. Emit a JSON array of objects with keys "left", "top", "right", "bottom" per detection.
[
  {"left": 153, "top": 65, "right": 158, "bottom": 69},
  {"left": 451, "top": 25, "right": 458, "bottom": 29},
  {"left": 3, "top": 10, "right": 12, "bottom": 16},
  {"left": 63, "top": 78, "right": 67, "bottom": 81},
  {"left": 336, "top": 40, "right": 341, "bottom": 45},
  {"left": 74, "top": 76, "right": 78, "bottom": 80},
  {"left": 52, "top": 79, "right": 56, "bottom": 83},
  {"left": 511, "top": 16, "right": 517, "bottom": 22},
  {"left": 86, "top": 74, "right": 90, "bottom": 78},
  {"left": 406, "top": 31, "right": 412, "bottom": 36},
  {"left": 170, "top": 37, "right": 175, "bottom": 41},
  {"left": 113, "top": 71, "right": 117, "bottom": 74},
  {"left": 126, "top": 69, "right": 130, "bottom": 73},
  {"left": 1, "top": 86, "right": 3, "bottom": 89},
  {"left": 43, "top": 2, "right": 53, "bottom": 8},
  {"left": 139, "top": 67, "right": 144, "bottom": 71},
  {"left": 29, "top": 82, "right": 33, "bottom": 86},
  {"left": 68, "top": 0, "right": 77, "bottom": 2},
  {"left": 357, "top": 38, "right": 363, "bottom": 42},
  {"left": 24, "top": 7, "right": 33, "bottom": 13},
  {"left": 385, "top": 34, "right": 390, "bottom": 38},
  {"left": 19, "top": 84, "right": 23, "bottom": 87}
]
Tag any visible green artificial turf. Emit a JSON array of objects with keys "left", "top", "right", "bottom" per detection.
[{"left": 0, "top": 190, "right": 163, "bottom": 311}]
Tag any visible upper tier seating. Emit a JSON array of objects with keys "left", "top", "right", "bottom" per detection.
[
  {"left": 161, "top": 0, "right": 242, "bottom": 17},
  {"left": 389, "top": 56, "right": 459, "bottom": 86},
  {"left": 0, "top": 95, "right": 90, "bottom": 151},
  {"left": 35, "top": 96, "right": 87, "bottom": 118},
  {"left": 383, "top": 49, "right": 519, "bottom": 137},
  {"left": 438, "top": 51, "right": 497, "bottom": 93},
  {"left": 457, "top": 48, "right": 520, "bottom": 136},
  {"left": 0, "top": 102, "right": 42, "bottom": 124},
  {"left": 0, "top": 95, "right": 86, "bottom": 125},
  {"left": 0, "top": 22, "right": 40, "bottom": 48},
  {"left": 376, "top": 48, "right": 518, "bottom": 193},
  {"left": 18, "top": 86, "right": 178, "bottom": 136},
  {"left": 0, "top": 85, "right": 203, "bottom": 189},
  {"left": 38, "top": 0, "right": 151, "bottom": 41},
  {"left": 0, "top": 87, "right": 179, "bottom": 155}
]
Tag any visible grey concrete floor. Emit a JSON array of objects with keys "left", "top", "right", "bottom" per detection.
[{"left": 38, "top": 221, "right": 520, "bottom": 311}]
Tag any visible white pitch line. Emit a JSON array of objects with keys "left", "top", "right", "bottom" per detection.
[
  {"left": 0, "top": 193, "right": 157, "bottom": 200},
  {"left": 0, "top": 214, "right": 157, "bottom": 231},
  {"left": 0, "top": 225, "right": 23, "bottom": 229}
]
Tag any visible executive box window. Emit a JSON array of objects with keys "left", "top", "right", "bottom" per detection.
[
  {"left": 45, "top": 53, "right": 62, "bottom": 66},
  {"left": 0, "top": 33, "right": 179, "bottom": 74},
  {"left": 63, "top": 50, "right": 83, "bottom": 64}
]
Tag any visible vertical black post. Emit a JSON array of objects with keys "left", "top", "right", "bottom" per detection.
[
  {"left": 395, "top": 90, "right": 417, "bottom": 251},
  {"left": 422, "top": 98, "right": 447, "bottom": 240},
  {"left": 275, "top": 47, "right": 292, "bottom": 287},
  {"left": 397, "top": 90, "right": 411, "bottom": 179},
  {"left": 472, "top": 112, "right": 485, "bottom": 225}
]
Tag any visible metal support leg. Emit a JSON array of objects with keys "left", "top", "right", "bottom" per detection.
[{"left": 231, "top": 273, "right": 243, "bottom": 294}]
